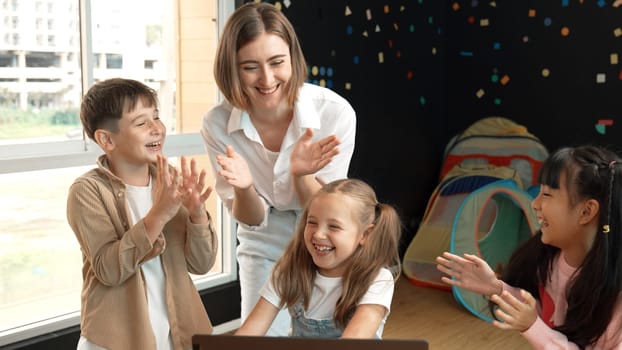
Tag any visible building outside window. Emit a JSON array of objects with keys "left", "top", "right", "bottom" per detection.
[{"left": 0, "top": 0, "right": 232, "bottom": 346}]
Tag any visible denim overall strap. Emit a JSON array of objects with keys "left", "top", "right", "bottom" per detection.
[{"left": 289, "top": 302, "right": 342, "bottom": 338}]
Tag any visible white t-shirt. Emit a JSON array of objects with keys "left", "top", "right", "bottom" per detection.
[
  {"left": 260, "top": 267, "right": 395, "bottom": 338},
  {"left": 78, "top": 179, "right": 173, "bottom": 350},
  {"left": 201, "top": 83, "right": 357, "bottom": 261}
]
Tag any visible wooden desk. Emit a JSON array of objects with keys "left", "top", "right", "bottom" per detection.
[{"left": 382, "top": 278, "right": 529, "bottom": 349}]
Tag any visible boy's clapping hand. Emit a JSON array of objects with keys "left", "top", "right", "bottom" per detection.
[{"left": 178, "top": 156, "right": 212, "bottom": 224}]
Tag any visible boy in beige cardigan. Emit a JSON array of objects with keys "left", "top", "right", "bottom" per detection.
[{"left": 67, "top": 78, "right": 217, "bottom": 350}]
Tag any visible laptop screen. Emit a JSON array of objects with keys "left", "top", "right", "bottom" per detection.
[{"left": 192, "top": 334, "right": 429, "bottom": 350}]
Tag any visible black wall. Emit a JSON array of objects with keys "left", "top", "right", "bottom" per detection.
[
  {"left": 264, "top": 0, "right": 622, "bottom": 254},
  {"left": 445, "top": 1, "right": 622, "bottom": 149}
]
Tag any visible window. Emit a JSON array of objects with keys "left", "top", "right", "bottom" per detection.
[
  {"left": 105, "top": 53, "right": 122, "bottom": 69},
  {"left": 0, "top": 52, "right": 15, "bottom": 67},
  {"left": 25, "top": 51, "right": 58, "bottom": 67},
  {"left": 0, "top": 0, "right": 233, "bottom": 346}
]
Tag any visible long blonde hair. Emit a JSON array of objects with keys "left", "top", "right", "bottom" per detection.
[{"left": 271, "top": 179, "right": 402, "bottom": 329}]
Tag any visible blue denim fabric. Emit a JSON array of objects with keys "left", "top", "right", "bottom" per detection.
[{"left": 290, "top": 303, "right": 343, "bottom": 338}]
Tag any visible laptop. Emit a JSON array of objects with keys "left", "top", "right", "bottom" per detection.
[{"left": 192, "top": 334, "right": 429, "bottom": 350}]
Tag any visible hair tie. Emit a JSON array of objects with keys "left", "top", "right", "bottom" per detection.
[{"left": 604, "top": 160, "right": 617, "bottom": 234}]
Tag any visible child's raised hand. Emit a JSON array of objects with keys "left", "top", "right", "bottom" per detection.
[
  {"left": 490, "top": 289, "right": 538, "bottom": 333},
  {"left": 148, "top": 155, "right": 184, "bottom": 234},
  {"left": 216, "top": 145, "right": 254, "bottom": 189},
  {"left": 290, "top": 128, "right": 340, "bottom": 177},
  {"left": 179, "top": 156, "right": 212, "bottom": 224},
  {"left": 436, "top": 252, "right": 503, "bottom": 296}
]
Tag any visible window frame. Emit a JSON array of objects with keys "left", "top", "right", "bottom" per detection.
[{"left": 0, "top": 0, "right": 237, "bottom": 346}]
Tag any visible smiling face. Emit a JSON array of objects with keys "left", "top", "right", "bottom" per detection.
[
  {"left": 532, "top": 173, "right": 585, "bottom": 250},
  {"left": 237, "top": 32, "right": 292, "bottom": 114},
  {"left": 106, "top": 97, "right": 165, "bottom": 167},
  {"left": 303, "top": 193, "right": 367, "bottom": 277}
]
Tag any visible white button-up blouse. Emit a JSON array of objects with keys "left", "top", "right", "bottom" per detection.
[{"left": 201, "top": 83, "right": 356, "bottom": 260}]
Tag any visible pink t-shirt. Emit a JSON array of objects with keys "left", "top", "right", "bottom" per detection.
[{"left": 503, "top": 253, "right": 622, "bottom": 350}]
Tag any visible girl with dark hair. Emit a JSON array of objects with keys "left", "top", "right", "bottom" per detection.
[
  {"left": 235, "top": 179, "right": 401, "bottom": 338},
  {"left": 437, "top": 145, "right": 622, "bottom": 349}
]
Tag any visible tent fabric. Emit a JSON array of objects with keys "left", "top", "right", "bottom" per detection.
[
  {"left": 441, "top": 117, "right": 549, "bottom": 188},
  {"left": 403, "top": 164, "right": 523, "bottom": 290},
  {"left": 450, "top": 179, "right": 538, "bottom": 322}
]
